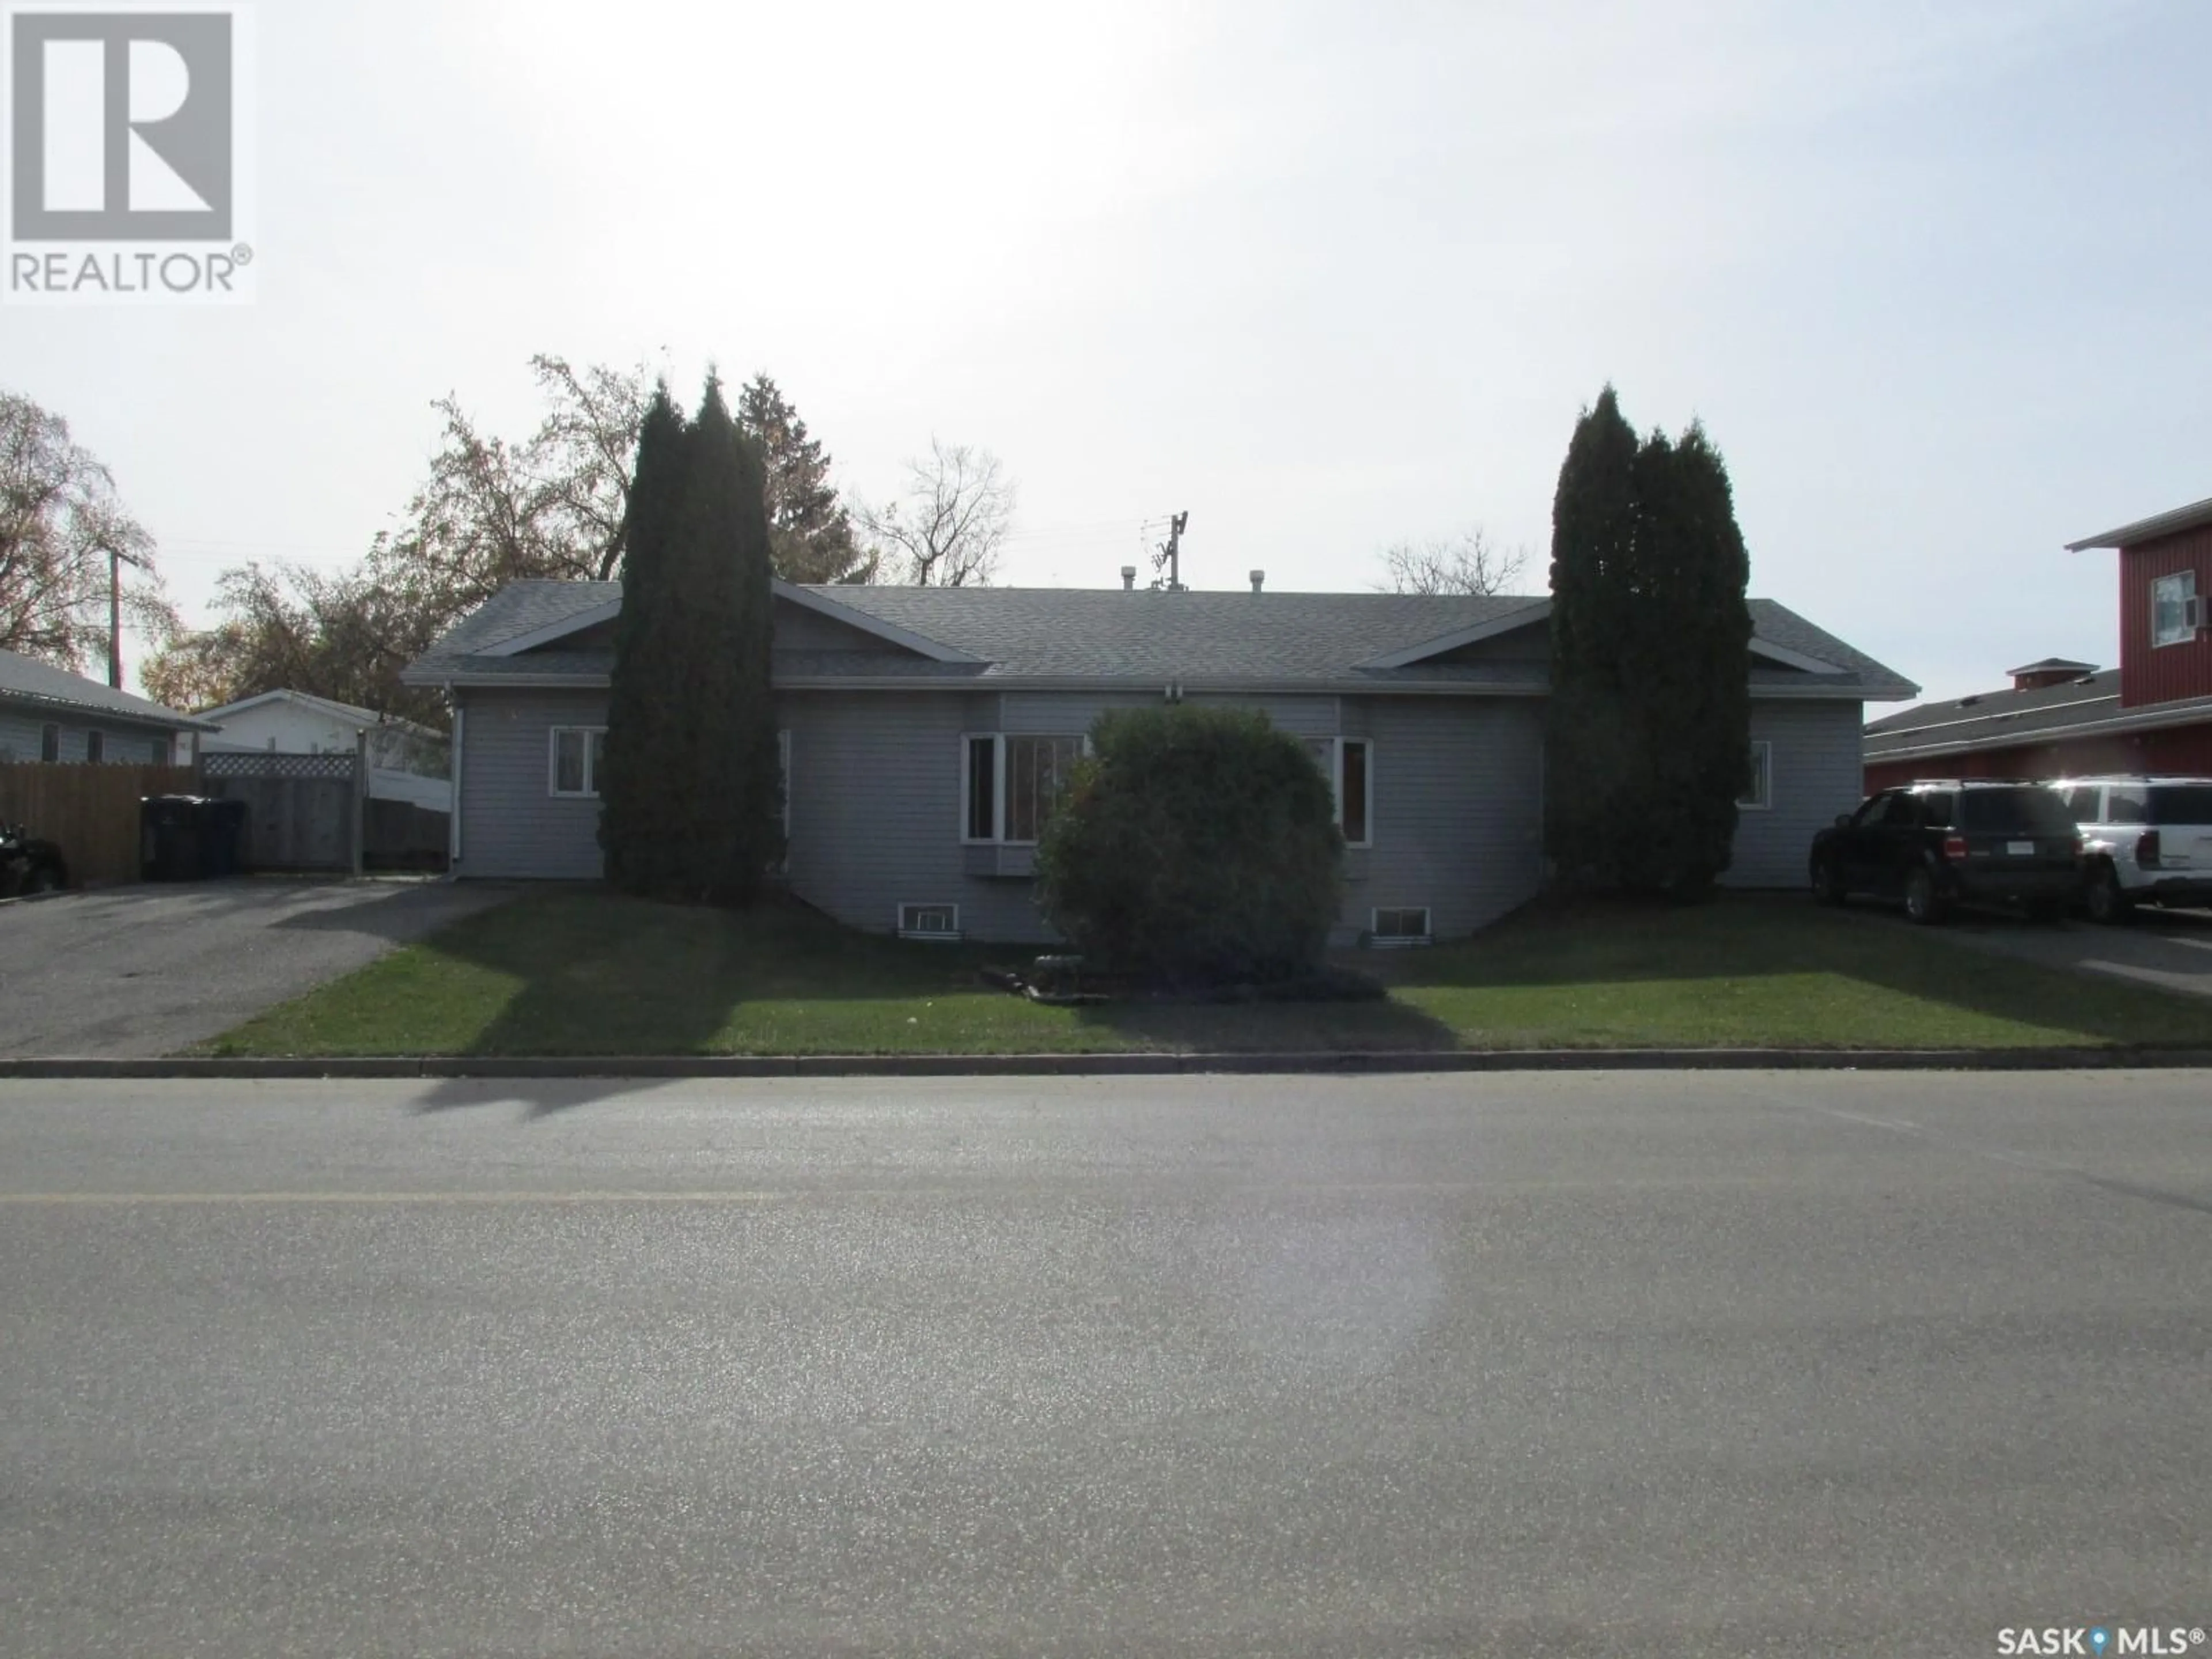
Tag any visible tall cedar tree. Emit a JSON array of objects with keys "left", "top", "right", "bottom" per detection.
[
  {"left": 736, "top": 374, "right": 875, "bottom": 584},
  {"left": 1656, "top": 425, "right": 1753, "bottom": 888},
  {"left": 1545, "top": 390, "right": 1753, "bottom": 894},
  {"left": 600, "top": 380, "right": 783, "bottom": 900},
  {"left": 599, "top": 386, "right": 688, "bottom": 892},
  {"left": 1544, "top": 387, "right": 1642, "bottom": 887}
]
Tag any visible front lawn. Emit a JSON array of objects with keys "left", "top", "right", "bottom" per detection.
[{"left": 198, "top": 887, "right": 2212, "bottom": 1058}]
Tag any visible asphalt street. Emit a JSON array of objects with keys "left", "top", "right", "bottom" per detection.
[
  {"left": 2, "top": 1071, "right": 2208, "bottom": 1657},
  {"left": 0, "top": 878, "right": 514, "bottom": 1057}
]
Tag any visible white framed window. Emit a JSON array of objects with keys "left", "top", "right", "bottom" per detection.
[
  {"left": 2152, "top": 570, "right": 2200, "bottom": 647},
  {"left": 1302, "top": 736, "right": 1374, "bottom": 847},
  {"left": 84, "top": 729, "right": 104, "bottom": 763},
  {"left": 1738, "top": 740, "right": 1772, "bottom": 810},
  {"left": 961, "top": 733, "right": 1084, "bottom": 844},
  {"left": 896, "top": 902, "right": 960, "bottom": 941},
  {"left": 1370, "top": 906, "right": 1433, "bottom": 946},
  {"left": 548, "top": 725, "right": 607, "bottom": 797},
  {"left": 963, "top": 733, "right": 998, "bottom": 842},
  {"left": 39, "top": 723, "right": 59, "bottom": 762}
]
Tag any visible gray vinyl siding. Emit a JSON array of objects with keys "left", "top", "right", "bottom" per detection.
[
  {"left": 781, "top": 690, "right": 1356, "bottom": 944},
  {"left": 1723, "top": 699, "right": 1866, "bottom": 888},
  {"left": 779, "top": 690, "right": 1031, "bottom": 935},
  {"left": 772, "top": 603, "right": 903, "bottom": 654},
  {"left": 782, "top": 688, "right": 1539, "bottom": 945},
  {"left": 1427, "top": 623, "right": 1550, "bottom": 664},
  {"left": 449, "top": 677, "right": 1861, "bottom": 933},
  {"left": 0, "top": 708, "right": 171, "bottom": 764},
  {"left": 1357, "top": 697, "right": 1546, "bottom": 939},
  {"left": 453, "top": 688, "right": 609, "bottom": 879},
  {"left": 999, "top": 691, "right": 1338, "bottom": 737}
]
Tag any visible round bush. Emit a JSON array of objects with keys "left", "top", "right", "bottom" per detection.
[{"left": 1033, "top": 706, "right": 1345, "bottom": 987}]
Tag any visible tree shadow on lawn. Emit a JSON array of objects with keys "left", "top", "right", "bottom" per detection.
[
  {"left": 258, "top": 876, "right": 526, "bottom": 945},
  {"left": 406, "top": 888, "right": 976, "bottom": 1116},
  {"left": 1365, "top": 890, "right": 2212, "bottom": 1048},
  {"left": 396, "top": 888, "right": 1459, "bottom": 1118}
]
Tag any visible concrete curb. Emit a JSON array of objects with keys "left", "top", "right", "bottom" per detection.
[{"left": 4, "top": 1047, "right": 2212, "bottom": 1080}]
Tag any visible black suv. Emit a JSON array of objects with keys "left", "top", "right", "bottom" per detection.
[{"left": 1809, "top": 781, "right": 2081, "bottom": 923}]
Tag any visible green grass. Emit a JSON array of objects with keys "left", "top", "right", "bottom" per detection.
[
  {"left": 1384, "top": 896, "right": 2212, "bottom": 1050},
  {"left": 198, "top": 887, "right": 2212, "bottom": 1058}
]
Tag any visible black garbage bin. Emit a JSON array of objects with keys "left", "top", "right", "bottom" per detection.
[
  {"left": 198, "top": 797, "right": 248, "bottom": 876},
  {"left": 140, "top": 795, "right": 205, "bottom": 881}
]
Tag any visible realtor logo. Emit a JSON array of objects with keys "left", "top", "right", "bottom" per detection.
[{"left": 4, "top": 3, "right": 255, "bottom": 302}]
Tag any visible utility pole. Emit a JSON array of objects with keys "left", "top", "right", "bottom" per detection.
[
  {"left": 1150, "top": 511, "right": 1189, "bottom": 592},
  {"left": 108, "top": 547, "right": 122, "bottom": 688}
]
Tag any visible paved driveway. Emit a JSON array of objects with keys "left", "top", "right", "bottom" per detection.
[
  {"left": 1927, "top": 902, "right": 2212, "bottom": 1002},
  {"left": 0, "top": 878, "right": 516, "bottom": 1058}
]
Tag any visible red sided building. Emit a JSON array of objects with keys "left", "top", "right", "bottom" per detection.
[{"left": 1865, "top": 493, "right": 2212, "bottom": 789}]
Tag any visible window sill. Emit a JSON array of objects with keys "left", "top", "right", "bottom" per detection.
[{"left": 963, "top": 843, "right": 1036, "bottom": 878}]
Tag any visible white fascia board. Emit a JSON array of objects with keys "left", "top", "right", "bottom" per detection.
[
  {"left": 2065, "top": 494, "right": 2212, "bottom": 551},
  {"left": 772, "top": 581, "right": 984, "bottom": 664},
  {"left": 199, "top": 685, "right": 440, "bottom": 738},
  {"left": 0, "top": 687, "right": 221, "bottom": 732},
  {"left": 1355, "top": 599, "right": 1552, "bottom": 669},
  {"left": 411, "top": 670, "right": 1887, "bottom": 703},
  {"left": 772, "top": 673, "right": 1552, "bottom": 697},
  {"left": 193, "top": 688, "right": 290, "bottom": 721}
]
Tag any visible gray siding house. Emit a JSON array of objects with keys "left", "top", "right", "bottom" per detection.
[
  {"left": 403, "top": 582, "right": 1915, "bottom": 944},
  {"left": 0, "top": 647, "right": 214, "bottom": 764}
]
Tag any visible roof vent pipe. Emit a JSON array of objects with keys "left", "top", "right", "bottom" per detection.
[
  {"left": 1249, "top": 570, "right": 1265, "bottom": 593},
  {"left": 1120, "top": 566, "right": 1137, "bottom": 591}
]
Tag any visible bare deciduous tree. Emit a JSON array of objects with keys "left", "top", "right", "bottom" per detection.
[
  {"left": 1376, "top": 528, "right": 1527, "bottom": 597},
  {"left": 0, "top": 390, "right": 172, "bottom": 675},
  {"left": 145, "top": 356, "right": 654, "bottom": 723},
  {"left": 372, "top": 353, "right": 652, "bottom": 615},
  {"left": 141, "top": 561, "right": 451, "bottom": 726},
  {"left": 853, "top": 439, "right": 1014, "bottom": 587}
]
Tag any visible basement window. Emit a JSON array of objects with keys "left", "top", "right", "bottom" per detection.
[
  {"left": 1369, "top": 907, "right": 1433, "bottom": 948},
  {"left": 897, "top": 903, "right": 961, "bottom": 941}
]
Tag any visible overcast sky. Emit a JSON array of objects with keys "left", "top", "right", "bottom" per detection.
[{"left": 7, "top": 0, "right": 2207, "bottom": 706}]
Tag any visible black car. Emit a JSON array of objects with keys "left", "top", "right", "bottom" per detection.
[
  {"left": 1809, "top": 781, "right": 2081, "bottom": 923},
  {"left": 0, "top": 823, "right": 69, "bottom": 898}
]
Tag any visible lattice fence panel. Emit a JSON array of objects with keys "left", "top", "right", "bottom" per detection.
[{"left": 200, "top": 751, "right": 359, "bottom": 782}]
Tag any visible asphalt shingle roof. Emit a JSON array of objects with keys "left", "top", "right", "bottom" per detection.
[
  {"left": 403, "top": 580, "right": 1914, "bottom": 699},
  {"left": 1858, "top": 668, "right": 2212, "bottom": 760},
  {"left": 0, "top": 647, "right": 215, "bottom": 731},
  {"left": 814, "top": 586, "right": 1546, "bottom": 679}
]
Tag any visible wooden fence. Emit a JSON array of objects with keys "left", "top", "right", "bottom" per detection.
[
  {"left": 0, "top": 763, "right": 197, "bottom": 887},
  {"left": 2, "top": 747, "right": 449, "bottom": 888},
  {"left": 200, "top": 751, "right": 359, "bottom": 872}
]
